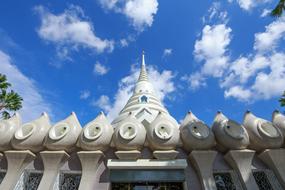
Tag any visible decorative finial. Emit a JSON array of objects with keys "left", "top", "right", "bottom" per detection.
[
  {"left": 137, "top": 51, "right": 148, "bottom": 81},
  {"left": 142, "top": 50, "right": 145, "bottom": 66}
]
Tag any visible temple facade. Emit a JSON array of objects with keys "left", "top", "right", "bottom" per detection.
[{"left": 0, "top": 53, "right": 285, "bottom": 190}]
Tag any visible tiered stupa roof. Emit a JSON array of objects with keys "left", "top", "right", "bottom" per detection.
[{"left": 111, "top": 51, "right": 178, "bottom": 127}]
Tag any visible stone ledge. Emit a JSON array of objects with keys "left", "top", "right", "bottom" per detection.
[
  {"left": 153, "top": 150, "right": 179, "bottom": 160},
  {"left": 115, "top": 150, "right": 141, "bottom": 160},
  {"left": 107, "top": 159, "right": 187, "bottom": 169}
]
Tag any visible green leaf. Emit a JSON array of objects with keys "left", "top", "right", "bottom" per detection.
[
  {"left": 1, "top": 111, "right": 10, "bottom": 120},
  {"left": 271, "top": 0, "right": 285, "bottom": 17},
  {"left": 0, "top": 74, "right": 23, "bottom": 116},
  {"left": 3, "top": 90, "right": 23, "bottom": 111},
  {"left": 280, "top": 91, "right": 285, "bottom": 107},
  {"left": 0, "top": 74, "right": 11, "bottom": 90}
]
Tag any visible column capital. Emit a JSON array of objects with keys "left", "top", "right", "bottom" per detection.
[
  {"left": 189, "top": 150, "right": 217, "bottom": 190},
  {"left": 37, "top": 150, "right": 70, "bottom": 190},
  {"left": 0, "top": 150, "right": 36, "bottom": 190},
  {"left": 224, "top": 149, "right": 259, "bottom": 190}
]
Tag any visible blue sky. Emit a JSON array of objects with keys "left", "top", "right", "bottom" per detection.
[{"left": 0, "top": 0, "right": 285, "bottom": 126}]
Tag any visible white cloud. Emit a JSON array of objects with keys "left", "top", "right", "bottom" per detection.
[
  {"left": 254, "top": 17, "right": 285, "bottom": 52},
  {"left": 260, "top": 8, "right": 271, "bottom": 17},
  {"left": 93, "top": 62, "right": 109, "bottom": 75},
  {"left": 98, "top": 0, "right": 119, "bottom": 10},
  {"left": 189, "top": 10, "right": 285, "bottom": 102},
  {"left": 252, "top": 53, "right": 285, "bottom": 99},
  {"left": 119, "top": 35, "right": 136, "bottom": 47},
  {"left": 91, "top": 95, "right": 111, "bottom": 112},
  {"left": 237, "top": 0, "right": 255, "bottom": 10},
  {"left": 202, "top": 2, "right": 229, "bottom": 24},
  {"left": 35, "top": 5, "right": 114, "bottom": 59},
  {"left": 224, "top": 86, "right": 252, "bottom": 101},
  {"left": 124, "top": 0, "right": 158, "bottom": 31},
  {"left": 194, "top": 24, "right": 231, "bottom": 78},
  {"left": 163, "top": 48, "right": 173, "bottom": 57},
  {"left": 221, "top": 55, "right": 269, "bottom": 87},
  {"left": 120, "top": 38, "right": 129, "bottom": 47},
  {"left": 148, "top": 67, "right": 175, "bottom": 100},
  {"left": 195, "top": 25, "right": 231, "bottom": 61},
  {"left": 231, "top": 0, "right": 271, "bottom": 11},
  {"left": 0, "top": 50, "right": 52, "bottom": 122},
  {"left": 224, "top": 53, "right": 285, "bottom": 100},
  {"left": 182, "top": 72, "right": 206, "bottom": 90},
  {"left": 80, "top": 90, "right": 91, "bottom": 99},
  {"left": 93, "top": 64, "right": 175, "bottom": 121},
  {"left": 184, "top": 23, "right": 232, "bottom": 89},
  {"left": 98, "top": 0, "right": 158, "bottom": 31}
]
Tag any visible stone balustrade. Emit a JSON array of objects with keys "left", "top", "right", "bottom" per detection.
[{"left": 0, "top": 110, "right": 284, "bottom": 190}]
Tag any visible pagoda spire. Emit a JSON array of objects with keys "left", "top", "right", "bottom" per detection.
[
  {"left": 111, "top": 51, "right": 174, "bottom": 125},
  {"left": 138, "top": 50, "right": 148, "bottom": 82}
]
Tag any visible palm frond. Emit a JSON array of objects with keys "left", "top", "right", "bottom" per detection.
[
  {"left": 1, "top": 110, "right": 10, "bottom": 120},
  {"left": 280, "top": 91, "right": 285, "bottom": 107},
  {"left": 0, "top": 74, "right": 11, "bottom": 90},
  {"left": 271, "top": 0, "right": 285, "bottom": 17}
]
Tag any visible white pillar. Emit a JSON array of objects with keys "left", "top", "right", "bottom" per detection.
[
  {"left": 258, "top": 149, "right": 285, "bottom": 188},
  {"left": 37, "top": 151, "right": 70, "bottom": 190},
  {"left": 77, "top": 151, "right": 104, "bottom": 190},
  {"left": 189, "top": 150, "right": 217, "bottom": 190},
  {"left": 224, "top": 149, "right": 259, "bottom": 190},
  {"left": 0, "top": 150, "right": 36, "bottom": 190}
]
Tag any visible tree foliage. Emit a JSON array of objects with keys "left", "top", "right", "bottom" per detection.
[
  {"left": 280, "top": 91, "right": 285, "bottom": 108},
  {"left": 0, "top": 74, "right": 23, "bottom": 119},
  {"left": 271, "top": 0, "right": 285, "bottom": 17}
]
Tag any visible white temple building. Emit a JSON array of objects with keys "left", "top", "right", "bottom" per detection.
[{"left": 0, "top": 52, "right": 285, "bottom": 190}]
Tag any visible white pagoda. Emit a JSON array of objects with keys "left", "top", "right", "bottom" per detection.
[{"left": 0, "top": 52, "right": 284, "bottom": 190}]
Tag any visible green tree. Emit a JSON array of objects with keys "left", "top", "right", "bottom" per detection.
[
  {"left": 280, "top": 91, "right": 285, "bottom": 109},
  {"left": 0, "top": 74, "right": 23, "bottom": 119},
  {"left": 271, "top": 0, "right": 285, "bottom": 17}
]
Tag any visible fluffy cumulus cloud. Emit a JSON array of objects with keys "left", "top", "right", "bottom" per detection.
[
  {"left": 221, "top": 55, "right": 269, "bottom": 87},
  {"left": 183, "top": 23, "right": 232, "bottom": 90},
  {"left": 93, "top": 64, "right": 175, "bottom": 120},
  {"left": 224, "top": 86, "right": 252, "bottom": 101},
  {"left": 93, "top": 62, "right": 109, "bottom": 75},
  {"left": 194, "top": 24, "right": 231, "bottom": 78},
  {"left": 230, "top": 0, "right": 271, "bottom": 11},
  {"left": 35, "top": 5, "right": 114, "bottom": 59},
  {"left": 0, "top": 50, "right": 52, "bottom": 122},
  {"left": 252, "top": 53, "right": 285, "bottom": 99},
  {"left": 221, "top": 52, "right": 285, "bottom": 101},
  {"left": 124, "top": 0, "right": 158, "bottom": 30},
  {"left": 98, "top": 0, "right": 158, "bottom": 31},
  {"left": 254, "top": 17, "right": 285, "bottom": 52},
  {"left": 188, "top": 11, "right": 285, "bottom": 102}
]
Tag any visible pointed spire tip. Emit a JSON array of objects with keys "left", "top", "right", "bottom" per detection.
[
  {"left": 137, "top": 51, "right": 148, "bottom": 82},
  {"left": 142, "top": 50, "right": 145, "bottom": 66}
]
